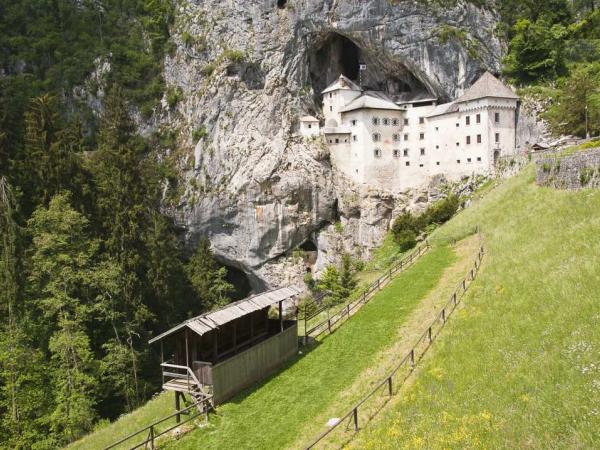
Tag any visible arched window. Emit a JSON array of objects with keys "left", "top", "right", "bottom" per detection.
[
  {"left": 372, "top": 117, "right": 380, "bottom": 126},
  {"left": 393, "top": 149, "right": 400, "bottom": 158},
  {"left": 374, "top": 148, "right": 382, "bottom": 158},
  {"left": 382, "top": 118, "right": 390, "bottom": 126},
  {"left": 392, "top": 118, "right": 399, "bottom": 126},
  {"left": 372, "top": 133, "right": 381, "bottom": 142}
]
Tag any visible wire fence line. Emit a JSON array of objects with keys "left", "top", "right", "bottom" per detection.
[
  {"left": 302, "top": 241, "right": 431, "bottom": 341},
  {"left": 304, "top": 242, "right": 485, "bottom": 449}
]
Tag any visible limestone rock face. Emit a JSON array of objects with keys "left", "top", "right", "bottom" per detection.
[{"left": 162, "top": 0, "right": 505, "bottom": 289}]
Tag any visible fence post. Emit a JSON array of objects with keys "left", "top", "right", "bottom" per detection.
[
  {"left": 378, "top": 279, "right": 381, "bottom": 290},
  {"left": 452, "top": 292, "right": 457, "bottom": 306},
  {"left": 328, "top": 319, "right": 331, "bottom": 333},
  {"left": 347, "top": 304, "right": 350, "bottom": 317},
  {"left": 441, "top": 308, "right": 446, "bottom": 323},
  {"left": 400, "top": 259, "right": 403, "bottom": 270},
  {"left": 353, "top": 408, "right": 359, "bottom": 431},
  {"left": 462, "top": 279, "right": 466, "bottom": 291},
  {"left": 387, "top": 377, "right": 393, "bottom": 396},
  {"left": 363, "top": 291, "right": 366, "bottom": 303},
  {"left": 389, "top": 268, "right": 392, "bottom": 278},
  {"left": 470, "top": 268, "right": 474, "bottom": 280},
  {"left": 149, "top": 425, "right": 155, "bottom": 450},
  {"left": 428, "top": 326, "right": 432, "bottom": 343}
]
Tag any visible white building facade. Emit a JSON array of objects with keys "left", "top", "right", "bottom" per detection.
[{"left": 303, "top": 72, "right": 519, "bottom": 191}]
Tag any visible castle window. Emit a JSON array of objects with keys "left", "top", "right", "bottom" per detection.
[
  {"left": 419, "top": 117, "right": 425, "bottom": 124},
  {"left": 393, "top": 134, "right": 399, "bottom": 141},
  {"left": 404, "top": 118, "right": 409, "bottom": 125},
  {"left": 392, "top": 118, "right": 399, "bottom": 126},
  {"left": 419, "top": 132, "right": 425, "bottom": 140},
  {"left": 477, "top": 157, "right": 482, "bottom": 162},
  {"left": 477, "top": 134, "right": 482, "bottom": 143},
  {"left": 372, "top": 133, "right": 381, "bottom": 142},
  {"left": 476, "top": 113, "right": 481, "bottom": 124},
  {"left": 351, "top": 119, "right": 357, "bottom": 126},
  {"left": 466, "top": 136, "right": 471, "bottom": 145},
  {"left": 308, "top": 124, "right": 312, "bottom": 129},
  {"left": 435, "top": 127, "right": 439, "bottom": 131},
  {"left": 419, "top": 163, "right": 424, "bottom": 167},
  {"left": 495, "top": 133, "right": 500, "bottom": 143},
  {"left": 456, "top": 142, "right": 459, "bottom": 147},
  {"left": 353, "top": 135, "right": 358, "bottom": 142},
  {"left": 374, "top": 148, "right": 382, "bottom": 158},
  {"left": 329, "top": 92, "right": 332, "bottom": 98},
  {"left": 335, "top": 138, "right": 339, "bottom": 144},
  {"left": 328, "top": 139, "right": 332, "bottom": 143},
  {"left": 383, "top": 118, "right": 390, "bottom": 126},
  {"left": 404, "top": 134, "right": 409, "bottom": 141},
  {"left": 393, "top": 149, "right": 400, "bottom": 158},
  {"left": 467, "top": 158, "right": 472, "bottom": 163},
  {"left": 436, "top": 145, "right": 439, "bottom": 149},
  {"left": 420, "top": 148, "right": 425, "bottom": 156},
  {"left": 330, "top": 106, "right": 333, "bottom": 112},
  {"left": 436, "top": 161, "right": 440, "bottom": 165},
  {"left": 372, "top": 117, "right": 380, "bottom": 126},
  {"left": 403, "top": 149, "right": 409, "bottom": 157},
  {"left": 457, "top": 159, "right": 461, "bottom": 164},
  {"left": 466, "top": 116, "right": 471, "bottom": 125},
  {"left": 405, "top": 161, "right": 410, "bottom": 166},
  {"left": 495, "top": 112, "right": 500, "bottom": 123}
]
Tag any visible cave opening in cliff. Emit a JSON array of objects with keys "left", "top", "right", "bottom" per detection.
[
  {"left": 224, "top": 264, "right": 253, "bottom": 301},
  {"left": 307, "top": 32, "right": 434, "bottom": 103},
  {"left": 277, "top": 0, "right": 287, "bottom": 8}
]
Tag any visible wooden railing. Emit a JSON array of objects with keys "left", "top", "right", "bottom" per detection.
[
  {"left": 303, "top": 241, "right": 430, "bottom": 341},
  {"left": 160, "top": 362, "right": 206, "bottom": 391},
  {"left": 104, "top": 396, "right": 213, "bottom": 450},
  {"left": 304, "top": 243, "right": 485, "bottom": 449}
]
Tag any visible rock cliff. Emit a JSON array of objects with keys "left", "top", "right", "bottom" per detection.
[{"left": 160, "top": 0, "right": 505, "bottom": 290}]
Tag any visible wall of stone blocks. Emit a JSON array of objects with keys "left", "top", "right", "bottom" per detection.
[{"left": 536, "top": 148, "right": 600, "bottom": 189}]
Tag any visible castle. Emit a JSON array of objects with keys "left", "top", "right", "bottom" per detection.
[{"left": 300, "top": 72, "right": 520, "bottom": 191}]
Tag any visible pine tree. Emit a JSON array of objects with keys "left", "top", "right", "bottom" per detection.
[
  {"left": 185, "top": 237, "right": 234, "bottom": 311},
  {"left": 338, "top": 253, "right": 357, "bottom": 299}
]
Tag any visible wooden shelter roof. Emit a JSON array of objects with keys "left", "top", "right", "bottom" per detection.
[{"left": 149, "top": 285, "right": 304, "bottom": 343}]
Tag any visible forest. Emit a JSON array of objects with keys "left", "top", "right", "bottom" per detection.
[{"left": 0, "top": 0, "right": 599, "bottom": 448}]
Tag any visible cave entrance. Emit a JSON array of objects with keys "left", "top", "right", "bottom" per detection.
[
  {"left": 224, "top": 264, "right": 253, "bottom": 301},
  {"left": 307, "top": 32, "right": 434, "bottom": 103},
  {"left": 277, "top": 0, "right": 287, "bottom": 8},
  {"left": 309, "top": 33, "right": 361, "bottom": 97},
  {"left": 299, "top": 239, "right": 318, "bottom": 272}
]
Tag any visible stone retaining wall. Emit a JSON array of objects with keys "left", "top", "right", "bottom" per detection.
[{"left": 536, "top": 148, "right": 600, "bottom": 189}]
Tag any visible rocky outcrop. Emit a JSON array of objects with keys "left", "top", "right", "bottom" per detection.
[{"left": 159, "top": 0, "right": 506, "bottom": 290}]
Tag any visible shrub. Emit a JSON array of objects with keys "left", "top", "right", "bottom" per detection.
[
  {"left": 201, "top": 63, "right": 216, "bottom": 77},
  {"left": 193, "top": 127, "right": 208, "bottom": 142},
  {"left": 396, "top": 229, "right": 417, "bottom": 252},
  {"left": 223, "top": 49, "right": 245, "bottom": 63},
  {"left": 166, "top": 86, "right": 182, "bottom": 108}
]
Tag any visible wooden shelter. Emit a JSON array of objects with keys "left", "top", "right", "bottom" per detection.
[{"left": 149, "top": 286, "right": 303, "bottom": 406}]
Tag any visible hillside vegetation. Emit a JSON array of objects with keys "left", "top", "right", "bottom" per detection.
[{"left": 349, "top": 165, "right": 600, "bottom": 448}]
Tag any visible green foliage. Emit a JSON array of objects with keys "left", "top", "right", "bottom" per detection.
[
  {"left": 543, "top": 63, "right": 600, "bottom": 137},
  {"left": 185, "top": 237, "right": 234, "bottom": 311},
  {"left": 200, "top": 63, "right": 216, "bottom": 77},
  {"left": 503, "top": 18, "right": 569, "bottom": 83},
  {"left": 316, "top": 253, "right": 358, "bottom": 305},
  {"left": 222, "top": 49, "right": 246, "bottom": 63},
  {"left": 579, "top": 166, "right": 595, "bottom": 185},
  {"left": 165, "top": 86, "right": 183, "bottom": 108}
]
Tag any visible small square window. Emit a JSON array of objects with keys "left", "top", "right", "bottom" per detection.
[
  {"left": 419, "top": 117, "right": 425, "bottom": 124},
  {"left": 392, "top": 118, "right": 399, "bottom": 126},
  {"left": 374, "top": 148, "right": 382, "bottom": 158},
  {"left": 372, "top": 117, "right": 380, "bottom": 126},
  {"left": 403, "top": 149, "right": 409, "bottom": 157},
  {"left": 404, "top": 134, "right": 409, "bottom": 141},
  {"left": 436, "top": 161, "right": 440, "bottom": 165},
  {"left": 353, "top": 135, "right": 358, "bottom": 142},
  {"left": 393, "top": 149, "right": 400, "bottom": 158},
  {"left": 467, "top": 158, "right": 472, "bottom": 163},
  {"left": 404, "top": 118, "right": 409, "bottom": 125},
  {"left": 495, "top": 112, "right": 500, "bottom": 123},
  {"left": 329, "top": 93, "right": 332, "bottom": 99},
  {"left": 405, "top": 161, "right": 410, "bottom": 166},
  {"left": 393, "top": 134, "right": 399, "bottom": 141},
  {"left": 419, "top": 163, "right": 424, "bottom": 167},
  {"left": 328, "top": 139, "right": 332, "bottom": 144},
  {"left": 330, "top": 106, "right": 333, "bottom": 112},
  {"left": 373, "top": 133, "right": 381, "bottom": 142},
  {"left": 456, "top": 123, "right": 459, "bottom": 127},
  {"left": 466, "top": 116, "right": 470, "bottom": 125},
  {"left": 435, "top": 127, "right": 439, "bottom": 131},
  {"left": 477, "top": 157, "right": 482, "bottom": 162},
  {"left": 476, "top": 114, "right": 481, "bottom": 124},
  {"left": 456, "top": 142, "right": 459, "bottom": 147},
  {"left": 435, "top": 145, "right": 439, "bottom": 149},
  {"left": 383, "top": 118, "right": 390, "bottom": 126},
  {"left": 420, "top": 148, "right": 425, "bottom": 156},
  {"left": 466, "top": 136, "right": 471, "bottom": 145},
  {"left": 477, "top": 134, "right": 482, "bottom": 143},
  {"left": 419, "top": 132, "right": 425, "bottom": 140},
  {"left": 495, "top": 133, "right": 500, "bottom": 143},
  {"left": 307, "top": 124, "right": 312, "bottom": 129},
  {"left": 351, "top": 119, "right": 357, "bottom": 126},
  {"left": 335, "top": 138, "right": 339, "bottom": 144},
  {"left": 457, "top": 159, "right": 461, "bottom": 164}
]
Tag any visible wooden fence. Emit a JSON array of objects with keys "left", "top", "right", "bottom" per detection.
[
  {"left": 104, "top": 396, "right": 213, "bottom": 450},
  {"left": 303, "top": 241, "right": 431, "bottom": 341},
  {"left": 304, "top": 243, "right": 485, "bottom": 449}
]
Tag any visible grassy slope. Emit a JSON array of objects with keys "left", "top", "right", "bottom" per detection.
[
  {"left": 68, "top": 245, "right": 454, "bottom": 450},
  {"left": 169, "top": 246, "right": 454, "bottom": 450},
  {"left": 351, "top": 165, "right": 600, "bottom": 449}
]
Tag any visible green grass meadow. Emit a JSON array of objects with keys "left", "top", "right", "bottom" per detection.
[{"left": 351, "top": 165, "right": 600, "bottom": 449}]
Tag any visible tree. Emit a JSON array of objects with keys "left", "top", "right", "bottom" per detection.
[
  {"left": 27, "top": 193, "right": 99, "bottom": 443},
  {"left": 504, "top": 18, "right": 569, "bottom": 83},
  {"left": 316, "top": 265, "right": 342, "bottom": 305},
  {"left": 185, "top": 238, "right": 234, "bottom": 311},
  {"left": 544, "top": 63, "right": 600, "bottom": 137},
  {"left": 338, "top": 253, "right": 357, "bottom": 299}
]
